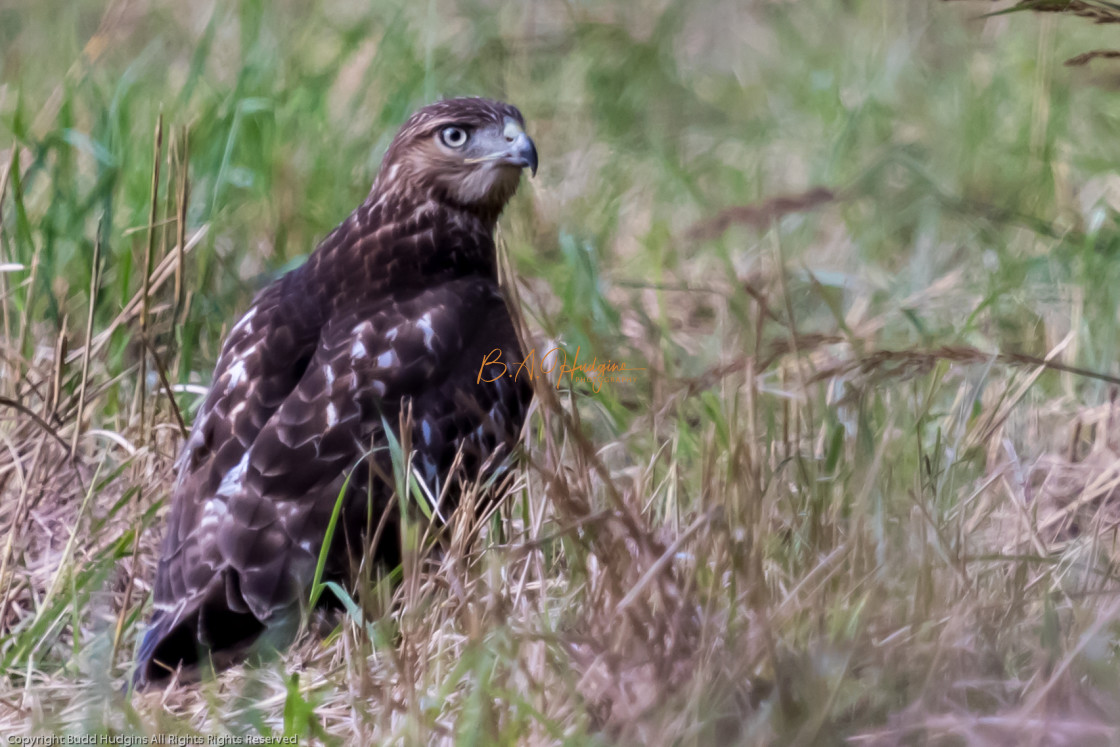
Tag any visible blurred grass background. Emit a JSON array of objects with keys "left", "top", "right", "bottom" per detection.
[{"left": 5, "top": 0, "right": 1120, "bottom": 743}]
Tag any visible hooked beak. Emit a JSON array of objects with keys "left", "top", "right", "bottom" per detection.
[
  {"left": 498, "top": 119, "right": 538, "bottom": 177},
  {"left": 502, "top": 132, "right": 538, "bottom": 177}
]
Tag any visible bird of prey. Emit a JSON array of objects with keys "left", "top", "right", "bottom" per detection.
[{"left": 133, "top": 97, "right": 537, "bottom": 689}]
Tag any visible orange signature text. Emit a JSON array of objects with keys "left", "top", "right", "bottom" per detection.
[{"left": 477, "top": 346, "right": 645, "bottom": 393}]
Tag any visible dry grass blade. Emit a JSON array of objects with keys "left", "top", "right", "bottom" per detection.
[
  {"left": 945, "top": 0, "right": 1120, "bottom": 23},
  {"left": 0, "top": 435, "right": 47, "bottom": 631},
  {"left": 47, "top": 314, "right": 67, "bottom": 421},
  {"left": 11, "top": 150, "right": 40, "bottom": 384},
  {"left": 0, "top": 397, "right": 72, "bottom": 454},
  {"left": 70, "top": 224, "right": 101, "bottom": 458},
  {"left": 174, "top": 126, "right": 189, "bottom": 325},
  {"left": 136, "top": 113, "right": 163, "bottom": 443},
  {"left": 0, "top": 150, "right": 13, "bottom": 380},
  {"left": 142, "top": 337, "right": 188, "bottom": 439},
  {"left": 64, "top": 224, "right": 208, "bottom": 367},
  {"left": 1064, "top": 48, "right": 1120, "bottom": 65},
  {"left": 686, "top": 186, "right": 840, "bottom": 241}
]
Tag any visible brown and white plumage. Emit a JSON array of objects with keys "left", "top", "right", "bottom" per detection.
[{"left": 134, "top": 98, "right": 537, "bottom": 688}]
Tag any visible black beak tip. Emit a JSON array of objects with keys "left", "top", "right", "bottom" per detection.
[{"left": 524, "top": 140, "right": 539, "bottom": 178}]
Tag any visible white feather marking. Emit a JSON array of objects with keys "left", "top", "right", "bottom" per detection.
[
  {"left": 324, "top": 365, "right": 335, "bottom": 389},
  {"left": 386, "top": 326, "right": 399, "bottom": 342},
  {"left": 370, "top": 380, "right": 386, "bottom": 398},
  {"left": 299, "top": 540, "right": 313, "bottom": 552},
  {"left": 199, "top": 498, "right": 228, "bottom": 530},
  {"left": 376, "top": 350, "right": 398, "bottom": 369},
  {"left": 422, "top": 419, "right": 432, "bottom": 445},
  {"left": 351, "top": 340, "right": 368, "bottom": 359},
  {"left": 225, "top": 359, "right": 248, "bottom": 394},
  {"left": 326, "top": 402, "right": 339, "bottom": 428},
  {"left": 230, "top": 307, "right": 257, "bottom": 336},
  {"left": 417, "top": 312, "right": 435, "bottom": 351},
  {"left": 164, "top": 599, "right": 189, "bottom": 628},
  {"left": 216, "top": 453, "right": 249, "bottom": 497}
]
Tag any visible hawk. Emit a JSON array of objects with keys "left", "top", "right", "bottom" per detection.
[{"left": 133, "top": 98, "right": 537, "bottom": 689}]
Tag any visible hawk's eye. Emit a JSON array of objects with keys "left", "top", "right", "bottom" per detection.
[{"left": 439, "top": 126, "right": 469, "bottom": 149}]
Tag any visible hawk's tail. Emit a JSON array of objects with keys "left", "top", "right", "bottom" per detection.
[{"left": 132, "top": 578, "right": 268, "bottom": 690}]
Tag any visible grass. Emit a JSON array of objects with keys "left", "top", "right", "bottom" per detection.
[{"left": 4, "top": 0, "right": 1120, "bottom": 743}]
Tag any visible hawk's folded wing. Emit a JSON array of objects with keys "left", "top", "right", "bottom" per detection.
[{"left": 137, "top": 276, "right": 526, "bottom": 685}]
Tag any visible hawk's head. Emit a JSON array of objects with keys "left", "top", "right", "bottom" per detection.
[{"left": 374, "top": 97, "right": 538, "bottom": 222}]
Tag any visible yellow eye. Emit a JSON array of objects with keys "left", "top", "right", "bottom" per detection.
[{"left": 439, "top": 126, "right": 469, "bottom": 148}]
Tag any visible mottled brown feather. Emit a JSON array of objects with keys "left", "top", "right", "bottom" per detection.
[{"left": 134, "top": 98, "right": 534, "bottom": 688}]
